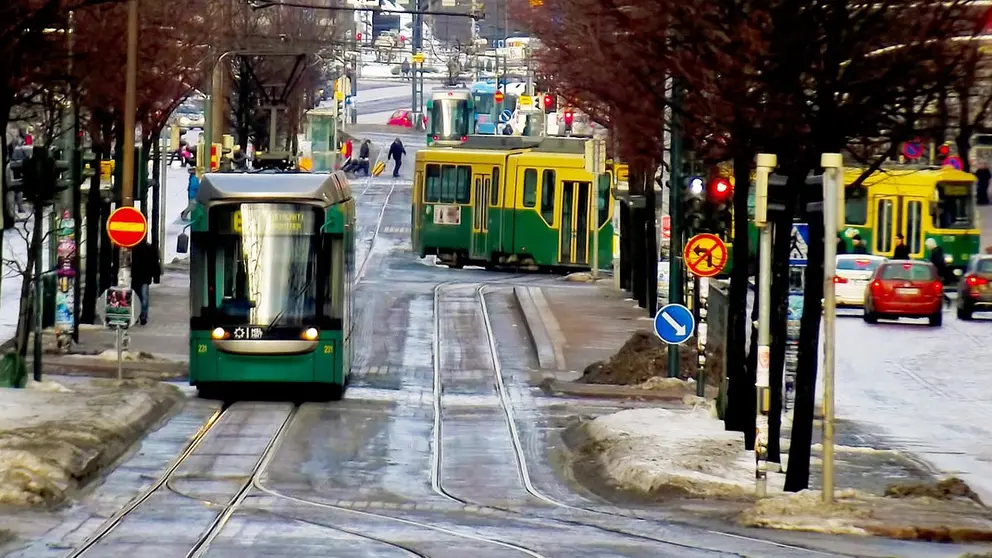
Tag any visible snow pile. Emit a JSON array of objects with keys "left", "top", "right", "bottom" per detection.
[
  {"left": 581, "top": 407, "right": 752, "bottom": 498},
  {"left": 740, "top": 488, "right": 992, "bottom": 541},
  {"left": 96, "top": 349, "right": 163, "bottom": 362},
  {"left": 25, "top": 379, "right": 73, "bottom": 393},
  {"left": 636, "top": 376, "right": 694, "bottom": 392},
  {"left": 0, "top": 381, "right": 181, "bottom": 506}
]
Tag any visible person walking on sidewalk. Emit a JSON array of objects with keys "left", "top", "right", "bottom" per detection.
[
  {"left": 388, "top": 137, "right": 406, "bottom": 178},
  {"left": 131, "top": 241, "right": 161, "bottom": 325}
]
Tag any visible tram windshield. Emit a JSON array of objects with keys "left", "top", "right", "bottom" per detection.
[
  {"left": 198, "top": 203, "right": 322, "bottom": 326},
  {"left": 429, "top": 98, "right": 470, "bottom": 140},
  {"left": 933, "top": 182, "right": 975, "bottom": 229}
]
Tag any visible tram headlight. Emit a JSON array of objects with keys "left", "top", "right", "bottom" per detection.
[
  {"left": 211, "top": 327, "right": 227, "bottom": 340},
  {"left": 945, "top": 254, "right": 954, "bottom": 264},
  {"left": 302, "top": 327, "right": 319, "bottom": 341}
]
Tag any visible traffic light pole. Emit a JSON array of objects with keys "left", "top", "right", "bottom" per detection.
[
  {"left": 667, "top": 81, "right": 684, "bottom": 379},
  {"left": 411, "top": 0, "right": 425, "bottom": 129}
]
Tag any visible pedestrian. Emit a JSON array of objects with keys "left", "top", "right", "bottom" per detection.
[
  {"left": 892, "top": 233, "right": 911, "bottom": 259},
  {"left": 388, "top": 137, "right": 406, "bottom": 177},
  {"left": 356, "top": 139, "right": 371, "bottom": 176},
  {"left": 130, "top": 240, "right": 161, "bottom": 325},
  {"left": 925, "top": 238, "right": 952, "bottom": 306},
  {"left": 181, "top": 167, "right": 200, "bottom": 221},
  {"left": 836, "top": 233, "right": 848, "bottom": 255},
  {"left": 975, "top": 161, "right": 991, "bottom": 205},
  {"left": 851, "top": 233, "right": 868, "bottom": 254}
]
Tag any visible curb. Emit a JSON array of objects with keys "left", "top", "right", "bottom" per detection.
[
  {"left": 512, "top": 287, "right": 566, "bottom": 370},
  {"left": 541, "top": 378, "right": 711, "bottom": 401},
  {"left": 25, "top": 355, "right": 188, "bottom": 380}
]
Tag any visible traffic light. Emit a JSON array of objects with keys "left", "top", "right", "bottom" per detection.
[
  {"left": 936, "top": 142, "right": 951, "bottom": 164},
  {"left": 562, "top": 109, "right": 574, "bottom": 135},
  {"left": 6, "top": 147, "right": 70, "bottom": 205},
  {"left": 682, "top": 176, "right": 706, "bottom": 235},
  {"left": 542, "top": 93, "right": 556, "bottom": 113},
  {"left": 705, "top": 177, "right": 733, "bottom": 237},
  {"left": 470, "top": 0, "right": 485, "bottom": 19}
]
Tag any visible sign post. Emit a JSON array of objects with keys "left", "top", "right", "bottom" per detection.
[
  {"left": 753, "top": 152, "right": 777, "bottom": 497},
  {"left": 105, "top": 206, "right": 147, "bottom": 380},
  {"left": 585, "top": 139, "right": 605, "bottom": 279},
  {"left": 820, "top": 152, "right": 845, "bottom": 504}
]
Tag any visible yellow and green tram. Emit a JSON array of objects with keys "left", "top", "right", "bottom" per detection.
[
  {"left": 412, "top": 137, "right": 614, "bottom": 270},
  {"left": 183, "top": 171, "right": 356, "bottom": 400}
]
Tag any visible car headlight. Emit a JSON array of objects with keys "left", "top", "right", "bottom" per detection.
[{"left": 944, "top": 254, "right": 953, "bottom": 264}]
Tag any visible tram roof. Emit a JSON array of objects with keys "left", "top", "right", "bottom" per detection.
[
  {"left": 197, "top": 171, "right": 351, "bottom": 206},
  {"left": 846, "top": 165, "right": 976, "bottom": 185},
  {"left": 450, "top": 135, "right": 589, "bottom": 153}
]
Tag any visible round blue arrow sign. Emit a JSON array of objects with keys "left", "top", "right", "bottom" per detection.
[
  {"left": 499, "top": 109, "right": 513, "bottom": 123},
  {"left": 654, "top": 303, "right": 695, "bottom": 345}
]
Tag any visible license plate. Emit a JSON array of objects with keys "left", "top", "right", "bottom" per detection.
[{"left": 896, "top": 288, "right": 920, "bottom": 296}]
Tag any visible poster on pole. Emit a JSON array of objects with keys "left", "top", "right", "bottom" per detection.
[
  {"left": 105, "top": 287, "right": 133, "bottom": 329},
  {"left": 55, "top": 211, "right": 76, "bottom": 347}
]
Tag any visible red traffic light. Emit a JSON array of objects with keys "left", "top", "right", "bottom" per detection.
[
  {"left": 356, "top": 32, "right": 363, "bottom": 41},
  {"left": 937, "top": 144, "right": 950, "bottom": 158},
  {"left": 543, "top": 94, "right": 553, "bottom": 108},
  {"left": 563, "top": 110, "right": 574, "bottom": 125},
  {"left": 494, "top": 91, "right": 504, "bottom": 103},
  {"left": 708, "top": 178, "right": 732, "bottom": 199}
]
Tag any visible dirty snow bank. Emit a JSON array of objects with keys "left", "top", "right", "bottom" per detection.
[
  {"left": 740, "top": 487, "right": 992, "bottom": 541},
  {"left": 579, "top": 407, "right": 752, "bottom": 498},
  {"left": 0, "top": 379, "right": 181, "bottom": 506}
]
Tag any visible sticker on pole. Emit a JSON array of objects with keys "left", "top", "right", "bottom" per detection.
[
  {"left": 789, "top": 223, "right": 809, "bottom": 266},
  {"left": 684, "top": 233, "right": 728, "bottom": 277},
  {"left": 653, "top": 303, "right": 695, "bottom": 345},
  {"left": 106, "top": 207, "right": 148, "bottom": 248}
]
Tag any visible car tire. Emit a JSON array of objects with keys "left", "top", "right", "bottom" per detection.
[
  {"left": 929, "top": 311, "right": 943, "bottom": 327},
  {"left": 957, "top": 306, "right": 972, "bottom": 321},
  {"left": 863, "top": 305, "right": 878, "bottom": 324}
]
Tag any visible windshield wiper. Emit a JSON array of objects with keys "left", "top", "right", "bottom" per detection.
[{"left": 263, "top": 274, "right": 315, "bottom": 333}]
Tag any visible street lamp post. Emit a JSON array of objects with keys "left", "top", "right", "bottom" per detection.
[{"left": 118, "top": 0, "right": 139, "bottom": 295}]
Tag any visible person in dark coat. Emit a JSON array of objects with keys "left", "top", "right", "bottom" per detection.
[
  {"left": 976, "top": 162, "right": 991, "bottom": 205},
  {"left": 851, "top": 233, "right": 868, "bottom": 254},
  {"left": 925, "top": 238, "right": 951, "bottom": 305},
  {"left": 892, "top": 233, "right": 911, "bottom": 260},
  {"left": 131, "top": 241, "right": 162, "bottom": 325},
  {"left": 836, "top": 233, "right": 848, "bottom": 255},
  {"left": 388, "top": 137, "right": 406, "bottom": 178}
]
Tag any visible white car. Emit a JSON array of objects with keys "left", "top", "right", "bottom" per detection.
[{"left": 834, "top": 254, "right": 887, "bottom": 307}]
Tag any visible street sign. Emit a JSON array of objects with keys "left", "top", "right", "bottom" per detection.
[
  {"left": 494, "top": 91, "right": 504, "bottom": 103},
  {"left": 519, "top": 95, "right": 533, "bottom": 108},
  {"left": 902, "top": 141, "right": 923, "bottom": 160},
  {"left": 499, "top": 109, "right": 512, "bottom": 123},
  {"left": 106, "top": 206, "right": 148, "bottom": 248},
  {"left": 334, "top": 90, "right": 344, "bottom": 100},
  {"left": 654, "top": 303, "right": 695, "bottom": 345},
  {"left": 684, "top": 233, "right": 728, "bottom": 277},
  {"left": 943, "top": 155, "right": 963, "bottom": 170},
  {"left": 412, "top": 52, "right": 425, "bottom": 64},
  {"left": 789, "top": 223, "right": 809, "bottom": 266}
]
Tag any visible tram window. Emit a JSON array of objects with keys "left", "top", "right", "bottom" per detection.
[
  {"left": 933, "top": 182, "right": 974, "bottom": 229},
  {"left": 845, "top": 185, "right": 868, "bottom": 225},
  {"left": 425, "top": 164, "right": 441, "bottom": 202},
  {"left": 490, "top": 167, "right": 500, "bottom": 206},
  {"left": 523, "top": 168, "right": 538, "bottom": 207},
  {"left": 190, "top": 234, "right": 207, "bottom": 318},
  {"left": 540, "top": 170, "right": 556, "bottom": 223},
  {"left": 875, "top": 199, "right": 893, "bottom": 253},
  {"left": 441, "top": 165, "right": 458, "bottom": 202},
  {"left": 906, "top": 200, "right": 923, "bottom": 253},
  {"left": 323, "top": 236, "right": 344, "bottom": 320},
  {"left": 598, "top": 175, "right": 610, "bottom": 227},
  {"left": 456, "top": 166, "right": 471, "bottom": 203}
]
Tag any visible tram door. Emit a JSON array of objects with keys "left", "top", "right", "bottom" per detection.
[
  {"left": 559, "top": 181, "right": 591, "bottom": 265},
  {"left": 471, "top": 172, "right": 490, "bottom": 259},
  {"left": 413, "top": 171, "right": 424, "bottom": 249},
  {"left": 871, "top": 195, "right": 926, "bottom": 258}
]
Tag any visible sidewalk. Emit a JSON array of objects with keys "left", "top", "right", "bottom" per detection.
[
  {"left": 24, "top": 261, "right": 189, "bottom": 380},
  {"left": 515, "top": 280, "right": 992, "bottom": 541}
]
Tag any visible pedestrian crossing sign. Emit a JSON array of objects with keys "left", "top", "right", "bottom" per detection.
[{"left": 789, "top": 223, "right": 809, "bottom": 266}]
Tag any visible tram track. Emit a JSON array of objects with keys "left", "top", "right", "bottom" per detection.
[{"left": 422, "top": 281, "right": 857, "bottom": 557}]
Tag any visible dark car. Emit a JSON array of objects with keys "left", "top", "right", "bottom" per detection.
[
  {"left": 956, "top": 254, "right": 992, "bottom": 320},
  {"left": 863, "top": 260, "right": 944, "bottom": 326}
]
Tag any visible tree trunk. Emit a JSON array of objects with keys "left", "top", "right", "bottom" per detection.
[
  {"left": 631, "top": 206, "right": 646, "bottom": 307},
  {"left": 99, "top": 200, "right": 114, "bottom": 293},
  {"left": 766, "top": 216, "right": 793, "bottom": 463},
  {"left": 82, "top": 144, "right": 103, "bottom": 324},
  {"left": 743, "top": 262, "right": 759, "bottom": 450},
  {"left": 644, "top": 165, "right": 658, "bottom": 316},
  {"left": 15, "top": 224, "right": 38, "bottom": 358},
  {"left": 785, "top": 203, "right": 826, "bottom": 492},
  {"left": 151, "top": 133, "right": 161, "bottom": 283},
  {"left": 0, "top": 92, "right": 13, "bottom": 230},
  {"left": 620, "top": 201, "right": 631, "bottom": 291},
  {"left": 725, "top": 146, "right": 754, "bottom": 433}
]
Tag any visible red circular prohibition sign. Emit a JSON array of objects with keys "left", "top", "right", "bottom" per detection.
[
  {"left": 683, "top": 233, "right": 728, "bottom": 278},
  {"left": 106, "top": 206, "right": 148, "bottom": 248}
]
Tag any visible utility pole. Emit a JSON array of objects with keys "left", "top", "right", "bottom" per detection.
[
  {"left": 411, "top": 0, "right": 425, "bottom": 129},
  {"left": 820, "top": 152, "right": 844, "bottom": 504},
  {"left": 666, "top": 81, "right": 684, "bottom": 378},
  {"left": 118, "top": 0, "right": 139, "bottom": 306},
  {"left": 753, "top": 152, "right": 777, "bottom": 497}
]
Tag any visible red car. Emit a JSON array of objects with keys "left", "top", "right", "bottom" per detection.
[
  {"left": 387, "top": 109, "right": 414, "bottom": 127},
  {"left": 863, "top": 260, "right": 943, "bottom": 326}
]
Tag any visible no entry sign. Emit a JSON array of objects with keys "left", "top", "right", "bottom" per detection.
[{"left": 106, "top": 206, "right": 148, "bottom": 248}]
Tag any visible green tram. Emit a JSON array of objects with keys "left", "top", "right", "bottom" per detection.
[
  {"left": 412, "top": 136, "right": 614, "bottom": 270},
  {"left": 181, "top": 171, "right": 356, "bottom": 400}
]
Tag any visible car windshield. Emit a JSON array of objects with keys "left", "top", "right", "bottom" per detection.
[
  {"left": 837, "top": 257, "right": 882, "bottom": 272},
  {"left": 880, "top": 263, "right": 935, "bottom": 281},
  {"left": 207, "top": 203, "right": 321, "bottom": 326}
]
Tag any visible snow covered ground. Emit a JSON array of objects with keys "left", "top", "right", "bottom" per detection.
[{"left": 580, "top": 404, "right": 755, "bottom": 498}]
